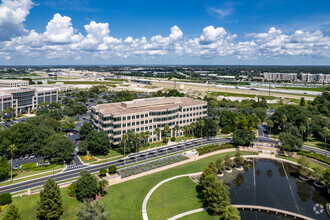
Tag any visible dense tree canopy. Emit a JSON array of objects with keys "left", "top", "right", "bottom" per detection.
[
  {"left": 43, "top": 134, "right": 75, "bottom": 163},
  {"left": 86, "top": 131, "right": 110, "bottom": 155},
  {"left": 76, "top": 170, "right": 98, "bottom": 202}
]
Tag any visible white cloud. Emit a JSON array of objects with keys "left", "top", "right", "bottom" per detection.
[
  {"left": 43, "top": 13, "right": 82, "bottom": 44},
  {"left": 0, "top": 0, "right": 34, "bottom": 41},
  {"left": 0, "top": 9, "right": 330, "bottom": 62}
]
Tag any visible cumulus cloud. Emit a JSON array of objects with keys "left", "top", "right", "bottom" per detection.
[
  {"left": 248, "top": 27, "right": 330, "bottom": 57},
  {"left": 0, "top": 0, "right": 34, "bottom": 41},
  {"left": 0, "top": 7, "right": 330, "bottom": 61}
]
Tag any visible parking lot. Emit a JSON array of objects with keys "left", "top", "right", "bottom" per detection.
[{"left": 10, "top": 156, "right": 47, "bottom": 169}]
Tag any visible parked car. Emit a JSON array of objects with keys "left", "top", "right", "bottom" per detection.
[
  {"left": 13, "top": 165, "right": 20, "bottom": 169},
  {"left": 19, "top": 155, "right": 24, "bottom": 160},
  {"left": 29, "top": 154, "right": 35, "bottom": 159},
  {"left": 24, "top": 154, "right": 29, "bottom": 159}
]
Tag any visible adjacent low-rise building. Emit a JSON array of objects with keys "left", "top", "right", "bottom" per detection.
[
  {"left": 262, "top": 73, "right": 297, "bottom": 81},
  {"left": 91, "top": 97, "right": 208, "bottom": 145},
  {"left": 0, "top": 87, "right": 58, "bottom": 115},
  {"left": 0, "top": 79, "right": 29, "bottom": 88},
  {"left": 301, "top": 73, "right": 330, "bottom": 83}
]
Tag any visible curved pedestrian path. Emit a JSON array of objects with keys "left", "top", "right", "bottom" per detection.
[
  {"left": 142, "top": 172, "right": 202, "bottom": 220},
  {"left": 167, "top": 205, "right": 315, "bottom": 220}
]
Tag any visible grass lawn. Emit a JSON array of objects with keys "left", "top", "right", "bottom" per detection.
[
  {"left": 148, "top": 176, "right": 202, "bottom": 220},
  {"left": 276, "top": 155, "right": 325, "bottom": 169},
  {"left": 3, "top": 151, "right": 256, "bottom": 220},
  {"left": 89, "top": 156, "right": 124, "bottom": 165},
  {"left": 148, "top": 141, "right": 165, "bottom": 149},
  {"left": 20, "top": 162, "right": 37, "bottom": 169},
  {"left": 0, "top": 188, "right": 79, "bottom": 220},
  {"left": 210, "top": 91, "right": 277, "bottom": 100},
  {"left": 101, "top": 151, "right": 255, "bottom": 220},
  {"left": 95, "top": 150, "right": 121, "bottom": 159},
  {"left": 275, "top": 87, "right": 328, "bottom": 92},
  {"left": 175, "top": 136, "right": 194, "bottom": 142}
]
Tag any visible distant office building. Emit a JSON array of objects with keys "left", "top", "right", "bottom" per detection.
[
  {"left": 0, "top": 80, "right": 29, "bottom": 88},
  {"left": 262, "top": 73, "right": 297, "bottom": 81},
  {"left": 91, "top": 97, "right": 208, "bottom": 145},
  {"left": 0, "top": 87, "right": 58, "bottom": 115},
  {"left": 301, "top": 73, "right": 330, "bottom": 83}
]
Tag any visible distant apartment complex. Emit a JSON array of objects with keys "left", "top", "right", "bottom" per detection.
[
  {"left": 301, "top": 73, "right": 330, "bottom": 83},
  {"left": 0, "top": 79, "right": 29, "bottom": 88},
  {"left": 0, "top": 87, "right": 58, "bottom": 115},
  {"left": 263, "top": 73, "right": 297, "bottom": 81},
  {"left": 91, "top": 97, "right": 208, "bottom": 145}
]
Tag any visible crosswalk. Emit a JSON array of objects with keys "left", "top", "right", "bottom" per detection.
[{"left": 66, "top": 164, "right": 85, "bottom": 170}]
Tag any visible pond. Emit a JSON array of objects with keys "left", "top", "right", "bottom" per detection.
[{"left": 221, "top": 159, "right": 329, "bottom": 220}]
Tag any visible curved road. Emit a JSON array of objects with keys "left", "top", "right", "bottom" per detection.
[{"left": 0, "top": 137, "right": 231, "bottom": 195}]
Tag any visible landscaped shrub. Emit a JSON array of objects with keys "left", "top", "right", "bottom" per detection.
[
  {"left": 99, "top": 168, "right": 107, "bottom": 177},
  {"left": 0, "top": 193, "right": 12, "bottom": 205},
  {"left": 162, "top": 138, "right": 169, "bottom": 143},
  {"left": 108, "top": 165, "right": 117, "bottom": 174},
  {"left": 118, "top": 154, "right": 187, "bottom": 178},
  {"left": 297, "top": 151, "right": 330, "bottom": 165},
  {"left": 67, "top": 182, "right": 76, "bottom": 197},
  {"left": 197, "top": 143, "right": 236, "bottom": 155},
  {"left": 171, "top": 137, "right": 176, "bottom": 141}
]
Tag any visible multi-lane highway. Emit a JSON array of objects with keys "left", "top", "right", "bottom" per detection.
[
  {"left": 0, "top": 137, "right": 231, "bottom": 195},
  {"left": 302, "top": 145, "right": 329, "bottom": 157}
]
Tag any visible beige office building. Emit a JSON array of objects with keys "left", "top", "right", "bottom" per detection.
[
  {"left": 91, "top": 97, "right": 208, "bottom": 145},
  {"left": 0, "top": 79, "right": 29, "bottom": 88}
]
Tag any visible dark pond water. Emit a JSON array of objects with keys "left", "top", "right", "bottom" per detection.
[{"left": 221, "top": 159, "right": 329, "bottom": 220}]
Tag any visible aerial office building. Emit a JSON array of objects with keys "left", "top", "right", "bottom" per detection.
[
  {"left": 91, "top": 97, "right": 208, "bottom": 145},
  {"left": 0, "top": 87, "right": 58, "bottom": 115},
  {"left": 0, "top": 79, "right": 29, "bottom": 88},
  {"left": 301, "top": 73, "right": 330, "bottom": 83},
  {"left": 263, "top": 72, "right": 297, "bottom": 81}
]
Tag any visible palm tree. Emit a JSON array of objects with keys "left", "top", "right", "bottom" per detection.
[
  {"left": 174, "top": 124, "right": 180, "bottom": 137},
  {"left": 145, "top": 131, "right": 151, "bottom": 149},
  {"left": 190, "top": 122, "right": 197, "bottom": 137},
  {"left": 299, "top": 125, "right": 306, "bottom": 141},
  {"left": 199, "top": 119, "right": 205, "bottom": 144},
  {"left": 135, "top": 133, "right": 141, "bottom": 163},
  {"left": 267, "top": 120, "right": 274, "bottom": 136},
  {"left": 122, "top": 134, "right": 128, "bottom": 166},
  {"left": 154, "top": 127, "right": 161, "bottom": 142},
  {"left": 281, "top": 115, "right": 287, "bottom": 132},
  {"left": 164, "top": 125, "right": 171, "bottom": 155},
  {"left": 183, "top": 125, "right": 190, "bottom": 150},
  {"left": 140, "top": 131, "right": 146, "bottom": 147},
  {"left": 306, "top": 117, "right": 312, "bottom": 141},
  {"left": 8, "top": 144, "right": 17, "bottom": 182}
]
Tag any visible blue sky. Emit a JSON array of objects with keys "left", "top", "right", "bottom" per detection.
[{"left": 0, "top": 0, "right": 330, "bottom": 65}]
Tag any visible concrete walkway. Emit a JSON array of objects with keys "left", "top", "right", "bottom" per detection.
[
  {"left": 167, "top": 205, "right": 315, "bottom": 220},
  {"left": 142, "top": 172, "right": 202, "bottom": 220}
]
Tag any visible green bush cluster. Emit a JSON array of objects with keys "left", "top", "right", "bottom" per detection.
[
  {"left": 67, "top": 182, "right": 76, "bottom": 197},
  {"left": 0, "top": 192, "right": 12, "bottom": 205},
  {"left": 108, "top": 165, "right": 117, "bottom": 174},
  {"left": 171, "top": 137, "right": 176, "bottom": 141},
  {"left": 297, "top": 151, "right": 330, "bottom": 165},
  {"left": 197, "top": 144, "right": 236, "bottom": 155},
  {"left": 99, "top": 168, "right": 107, "bottom": 177}
]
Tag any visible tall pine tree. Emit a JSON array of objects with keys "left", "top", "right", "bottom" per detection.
[
  {"left": 37, "top": 178, "right": 63, "bottom": 220},
  {"left": 4, "top": 204, "right": 21, "bottom": 220}
]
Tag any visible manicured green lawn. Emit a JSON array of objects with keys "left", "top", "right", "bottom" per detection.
[
  {"left": 96, "top": 150, "right": 121, "bottom": 159},
  {"left": 20, "top": 163, "right": 37, "bottom": 169},
  {"left": 0, "top": 188, "right": 79, "bottom": 220},
  {"left": 101, "top": 151, "right": 255, "bottom": 220},
  {"left": 148, "top": 176, "right": 202, "bottom": 220},
  {"left": 4, "top": 151, "right": 256, "bottom": 220},
  {"left": 304, "top": 137, "right": 329, "bottom": 150},
  {"left": 275, "top": 87, "right": 328, "bottom": 92},
  {"left": 276, "top": 155, "right": 324, "bottom": 169}
]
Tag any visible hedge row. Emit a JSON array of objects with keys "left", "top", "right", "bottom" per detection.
[
  {"left": 297, "top": 151, "right": 330, "bottom": 165},
  {"left": 118, "top": 154, "right": 187, "bottom": 178},
  {"left": 197, "top": 143, "right": 236, "bottom": 155}
]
